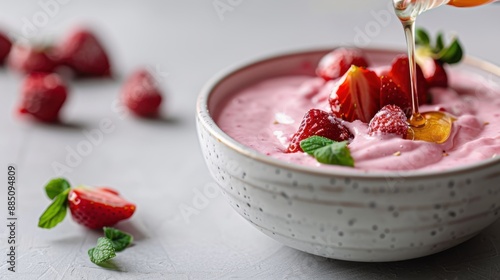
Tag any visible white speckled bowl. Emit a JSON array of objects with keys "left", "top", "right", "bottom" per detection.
[{"left": 196, "top": 48, "right": 500, "bottom": 262}]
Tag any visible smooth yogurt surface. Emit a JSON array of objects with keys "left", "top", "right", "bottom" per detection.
[{"left": 215, "top": 70, "right": 500, "bottom": 172}]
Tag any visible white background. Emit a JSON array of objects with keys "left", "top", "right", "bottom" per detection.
[{"left": 1, "top": 0, "right": 500, "bottom": 279}]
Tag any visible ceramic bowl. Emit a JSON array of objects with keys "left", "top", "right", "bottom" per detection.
[{"left": 196, "top": 48, "right": 500, "bottom": 262}]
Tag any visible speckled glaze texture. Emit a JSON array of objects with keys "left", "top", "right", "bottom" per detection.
[{"left": 196, "top": 48, "right": 500, "bottom": 262}]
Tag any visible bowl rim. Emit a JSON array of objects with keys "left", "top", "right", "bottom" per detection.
[{"left": 197, "top": 46, "right": 500, "bottom": 179}]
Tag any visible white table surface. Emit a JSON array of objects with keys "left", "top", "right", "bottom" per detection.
[{"left": 1, "top": 1, "right": 500, "bottom": 279}]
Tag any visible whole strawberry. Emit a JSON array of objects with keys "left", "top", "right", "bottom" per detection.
[
  {"left": 389, "top": 55, "right": 428, "bottom": 106},
  {"left": 8, "top": 43, "right": 58, "bottom": 74},
  {"left": 57, "top": 28, "right": 111, "bottom": 77},
  {"left": 287, "top": 109, "right": 352, "bottom": 153},
  {"left": 38, "top": 178, "right": 136, "bottom": 230},
  {"left": 316, "top": 48, "right": 369, "bottom": 81},
  {"left": 368, "top": 104, "right": 409, "bottom": 138},
  {"left": 329, "top": 65, "right": 381, "bottom": 123},
  {"left": 380, "top": 75, "right": 411, "bottom": 117},
  {"left": 122, "top": 69, "right": 163, "bottom": 118},
  {"left": 17, "top": 73, "right": 67, "bottom": 122},
  {"left": 0, "top": 31, "right": 12, "bottom": 64}
]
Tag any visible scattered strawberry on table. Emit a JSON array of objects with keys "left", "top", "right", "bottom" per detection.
[
  {"left": 38, "top": 178, "right": 136, "bottom": 229},
  {"left": 0, "top": 31, "right": 12, "bottom": 64},
  {"left": 17, "top": 73, "right": 68, "bottom": 122},
  {"left": 289, "top": 29, "right": 463, "bottom": 167},
  {"left": 1, "top": 25, "right": 164, "bottom": 122},
  {"left": 8, "top": 44, "right": 58, "bottom": 74},
  {"left": 122, "top": 69, "right": 163, "bottom": 118},
  {"left": 56, "top": 27, "right": 112, "bottom": 77}
]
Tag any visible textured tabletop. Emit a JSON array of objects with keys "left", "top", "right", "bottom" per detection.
[{"left": 1, "top": 1, "right": 500, "bottom": 279}]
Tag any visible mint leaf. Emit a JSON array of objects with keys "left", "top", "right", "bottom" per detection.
[
  {"left": 438, "top": 38, "right": 463, "bottom": 64},
  {"left": 435, "top": 33, "right": 445, "bottom": 53},
  {"left": 300, "top": 135, "right": 335, "bottom": 153},
  {"left": 88, "top": 237, "right": 116, "bottom": 264},
  {"left": 300, "top": 136, "right": 354, "bottom": 167},
  {"left": 38, "top": 188, "right": 70, "bottom": 229},
  {"left": 415, "top": 28, "right": 430, "bottom": 46},
  {"left": 45, "top": 178, "right": 71, "bottom": 200},
  {"left": 415, "top": 28, "right": 463, "bottom": 65},
  {"left": 103, "top": 227, "right": 133, "bottom": 252}
]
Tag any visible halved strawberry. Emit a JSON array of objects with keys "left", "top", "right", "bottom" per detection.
[
  {"left": 389, "top": 55, "right": 428, "bottom": 106},
  {"left": 368, "top": 104, "right": 409, "bottom": 138},
  {"left": 380, "top": 75, "right": 411, "bottom": 117},
  {"left": 38, "top": 178, "right": 136, "bottom": 230},
  {"left": 287, "top": 109, "right": 352, "bottom": 153},
  {"left": 316, "top": 48, "right": 369, "bottom": 81},
  {"left": 68, "top": 187, "right": 136, "bottom": 229},
  {"left": 329, "top": 65, "right": 380, "bottom": 123}
]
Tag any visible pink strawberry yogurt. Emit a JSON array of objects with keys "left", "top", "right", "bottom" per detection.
[{"left": 215, "top": 69, "right": 500, "bottom": 172}]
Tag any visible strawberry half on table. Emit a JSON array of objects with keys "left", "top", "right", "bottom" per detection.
[{"left": 38, "top": 178, "right": 136, "bottom": 230}]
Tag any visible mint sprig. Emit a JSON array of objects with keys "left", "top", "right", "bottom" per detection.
[
  {"left": 88, "top": 228, "right": 133, "bottom": 265},
  {"left": 104, "top": 227, "right": 133, "bottom": 252},
  {"left": 44, "top": 178, "right": 71, "bottom": 199},
  {"left": 415, "top": 28, "right": 463, "bottom": 65},
  {"left": 88, "top": 237, "right": 117, "bottom": 265},
  {"left": 300, "top": 136, "right": 354, "bottom": 167},
  {"left": 38, "top": 178, "right": 72, "bottom": 229}
]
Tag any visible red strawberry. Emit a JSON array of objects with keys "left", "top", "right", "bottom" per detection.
[
  {"left": 423, "top": 59, "right": 448, "bottom": 88},
  {"left": 0, "top": 31, "right": 12, "bottom": 64},
  {"left": 329, "top": 65, "right": 381, "bottom": 123},
  {"left": 368, "top": 104, "right": 409, "bottom": 138},
  {"left": 316, "top": 48, "right": 369, "bottom": 81},
  {"left": 57, "top": 28, "right": 111, "bottom": 77},
  {"left": 68, "top": 187, "right": 136, "bottom": 229},
  {"left": 122, "top": 69, "right": 163, "bottom": 118},
  {"left": 8, "top": 44, "right": 58, "bottom": 74},
  {"left": 17, "top": 73, "right": 67, "bottom": 122},
  {"left": 380, "top": 75, "right": 411, "bottom": 117},
  {"left": 39, "top": 178, "right": 136, "bottom": 230},
  {"left": 389, "top": 55, "right": 428, "bottom": 106},
  {"left": 287, "top": 109, "right": 352, "bottom": 153}
]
